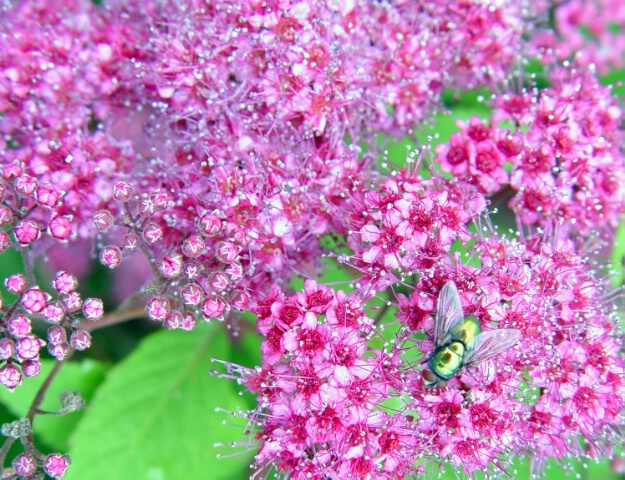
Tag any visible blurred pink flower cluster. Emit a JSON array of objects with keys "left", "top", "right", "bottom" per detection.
[
  {"left": 534, "top": 0, "right": 625, "bottom": 74},
  {"left": 0, "top": 0, "right": 624, "bottom": 478}
]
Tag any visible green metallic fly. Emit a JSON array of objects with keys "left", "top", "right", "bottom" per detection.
[{"left": 422, "top": 280, "right": 522, "bottom": 387}]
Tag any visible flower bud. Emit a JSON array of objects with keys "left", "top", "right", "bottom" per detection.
[
  {"left": 22, "top": 359, "right": 41, "bottom": 378},
  {"left": 0, "top": 205, "right": 13, "bottom": 226},
  {"left": 47, "top": 326, "right": 67, "bottom": 344},
  {"left": 36, "top": 183, "right": 59, "bottom": 208},
  {"left": 16, "top": 335, "right": 43, "bottom": 360},
  {"left": 0, "top": 231, "right": 11, "bottom": 252},
  {"left": 2, "top": 163, "right": 22, "bottom": 180},
  {"left": 184, "top": 263, "right": 202, "bottom": 280},
  {"left": 0, "top": 338, "right": 16, "bottom": 360},
  {"left": 100, "top": 245, "right": 122, "bottom": 268},
  {"left": 113, "top": 181, "right": 134, "bottom": 202},
  {"left": 1, "top": 418, "right": 31, "bottom": 438},
  {"left": 146, "top": 297, "right": 170, "bottom": 321},
  {"left": 136, "top": 198, "right": 154, "bottom": 216},
  {"left": 0, "top": 364, "right": 22, "bottom": 391},
  {"left": 182, "top": 235, "right": 205, "bottom": 258},
  {"left": 70, "top": 330, "right": 92, "bottom": 351},
  {"left": 14, "top": 220, "right": 40, "bottom": 245},
  {"left": 48, "top": 215, "right": 72, "bottom": 240},
  {"left": 44, "top": 453, "right": 71, "bottom": 478},
  {"left": 143, "top": 222, "right": 163, "bottom": 244},
  {"left": 163, "top": 311, "right": 183, "bottom": 330},
  {"left": 60, "top": 390, "right": 85, "bottom": 411},
  {"left": 181, "top": 283, "right": 205, "bottom": 306},
  {"left": 53, "top": 271, "right": 78, "bottom": 293},
  {"left": 208, "top": 272, "right": 229, "bottom": 292},
  {"left": 43, "top": 301, "right": 66, "bottom": 324},
  {"left": 15, "top": 174, "right": 36, "bottom": 197},
  {"left": 160, "top": 252, "right": 183, "bottom": 277},
  {"left": 215, "top": 241, "right": 239, "bottom": 263},
  {"left": 8, "top": 315, "right": 31, "bottom": 338},
  {"left": 61, "top": 291, "right": 82, "bottom": 312},
  {"left": 93, "top": 209, "right": 115, "bottom": 231},
  {"left": 83, "top": 297, "right": 104, "bottom": 321},
  {"left": 48, "top": 342, "right": 70, "bottom": 361},
  {"left": 198, "top": 212, "right": 223, "bottom": 237},
  {"left": 150, "top": 191, "right": 169, "bottom": 211},
  {"left": 180, "top": 312, "right": 197, "bottom": 331},
  {"left": 231, "top": 289, "right": 250, "bottom": 311},
  {"left": 202, "top": 297, "right": 226, "bottom": 320},
  {"left": 13, "top": 453, "right": 37, "bottom": 476},
  {"left": 5, "top": 273, "right": 27, "bottom": 294},
  {"left": 121, "top": 233, "right": 139, "bottom": 251},
  {"left": 22, "top": 288, "right": 48, "bottom": 313},
  {"left": 224, "top": 261, "right": 244, "bottom": 283}
]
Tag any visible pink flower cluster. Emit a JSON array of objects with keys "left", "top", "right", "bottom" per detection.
[
  {"left": 145, "top": 0, "right": 531, "bottom": 138},
  {"left": 436, "top": 65, "right": 624, "bottom": 235},
  {"left": 0, "top": 0, "right": 535, "bottom": 248},
  {"left": 2, "top": 0, "right": 618, "bottom": 338},
  {"left": 0, "top": 269, "right": 101, "bottom": 391},
  {"left": 230, "top": 280, "right": 415, "bottom": 479},
  {"left": 533, "top": 0, "right": 625, "bottom": 73},
  {"left": 345, "top": 165, "right": 486, "bottom": 295},
  {"left": 218, "top": 94, "right": 625, "bottom": 474},
  {"left": 230, "top": 207, "right": 624, "bottom": 478},
  {"left": 1, "top": 0, "right": 624, "bottom": 478},
  {"left": 0, "top": 0, "right": 141, "bottom": 236}
]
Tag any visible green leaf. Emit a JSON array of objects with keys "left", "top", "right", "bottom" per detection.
[
  {"left": 0, "top": 249, "right": 24, "bottom": 304},
  {"left": 0, "top": 358, "right": 108, "bottom": 452},
  {"left": 64, "top": 323, "right": 255, "bottom": 480}
]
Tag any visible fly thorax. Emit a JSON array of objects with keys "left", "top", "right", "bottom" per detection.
[{"left": 449, "top": 316, "right": 481, "bottom": 346}]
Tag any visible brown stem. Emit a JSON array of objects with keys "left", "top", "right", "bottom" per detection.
[
  {"left": 0, "top": 437, "right": 15, "bottom": 471},
  {"left": 26, "top": 358, "right": 67, "bottom": 424},
  {"left": 123, "top": 203, "right": 161, "bottom": 279},
  {"left": 22, "top": 247, "right": 37, "bottom": 286},
  {"left": 488, "top": 184, "right": 515, "bottom": 209},
  {"left": 373, "top": 289, "right": 393, "bottom": 326},
  {"left": 0, "top": 354, "right": 74, "bottom": 469},
  {"left": 81, "top": 306, "right": 147, "bottom": 332}
]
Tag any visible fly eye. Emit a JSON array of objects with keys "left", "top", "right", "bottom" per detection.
[{"left": 422, "top": 370, "right": 438, "bottom": 383}]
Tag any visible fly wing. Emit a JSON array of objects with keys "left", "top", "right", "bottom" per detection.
[
  {"left": 463, "top": 329, "right": 521, "bottom": 367},
  {"left": 434, "top": 281, "right": 465, "bottom": 347}
]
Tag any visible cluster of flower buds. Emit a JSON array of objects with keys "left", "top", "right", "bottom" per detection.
[
  {"left": 2, "top": 418, "right": 71, "bottom": 478},
  {"left": 0, "top": 271, "right": 102, "bottom": 391},
  {"left": 0, "top": 164, "right": 70, "bottom": 254},
  {"left": 10, "top": 451, "right": 70, "bottom": 478}
]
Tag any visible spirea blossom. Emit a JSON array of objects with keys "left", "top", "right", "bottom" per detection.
[
  {"left": 436, "top": 64, "right": 625, "bottom": 236},
  {"left": 221, "top": 223, "right": 625, "bottom": 478},
  {"left": 214, "top": 128, "right": 625, "bottom": 477},
  {"left": 1, "top": 0, "right": 624, "bottom": 478},
  {"left": 0, "top": 0, "right": 541, "bottom": 314}
]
